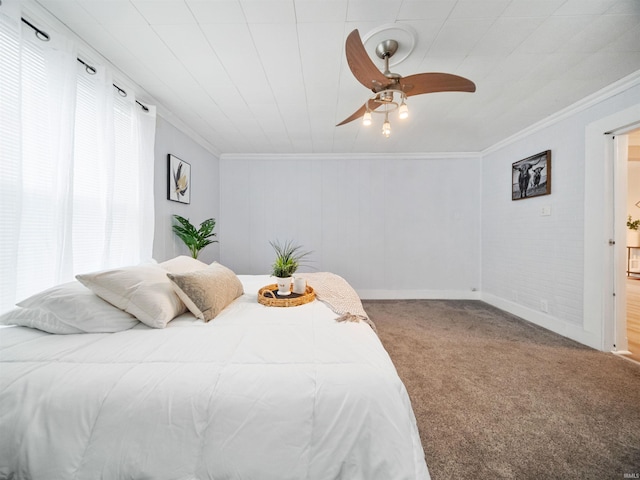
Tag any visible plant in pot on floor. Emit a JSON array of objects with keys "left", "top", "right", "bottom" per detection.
[
  {"left": 270, "top": 240, "right": 311, "bottom": 296},
  {"left": 172, "top": 215, "right": 218, "bottom": 259}
]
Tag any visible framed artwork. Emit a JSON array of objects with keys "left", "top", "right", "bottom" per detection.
[
  {"left": 512, "top": 150, "right": 551, "bottom": 201},
  {"left": 167, "top": 154, "right": 190, "bottom": 204}
]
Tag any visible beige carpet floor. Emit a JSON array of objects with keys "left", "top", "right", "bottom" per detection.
[{"left": 363, "top": 299, "right": 640, "bottom": 480}]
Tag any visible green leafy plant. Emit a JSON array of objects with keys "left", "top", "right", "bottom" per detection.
[
  {"left": 628, "top": 215, "right": 640, "bottom": 231},
  {"left": 269, "top": 240, "right": 311, "bottom": 278},
  {"left": 172, "top": 215, "right": 218, "bottom": 259}
]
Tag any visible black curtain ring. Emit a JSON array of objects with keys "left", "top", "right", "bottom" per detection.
[
  {"left": 35, "top": 29, "right": 50, "bottom": 42},
  {"left": 21, "top": 18, "right": 50, "bottom": 42}
]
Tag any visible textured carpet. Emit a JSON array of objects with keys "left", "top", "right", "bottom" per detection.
[{"left": 363, "top": 299, "right": 640, "bottom": 480}]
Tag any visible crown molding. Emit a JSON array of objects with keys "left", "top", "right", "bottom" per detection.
[
  {"left": 220, "top": 151, "right": 482, "bottom": 162},
  {"left": 156, "top": 112, "right": 221, "bottom": 157},
  {"left": 482, "top": 69, "right": 640, "bottom": 156}
]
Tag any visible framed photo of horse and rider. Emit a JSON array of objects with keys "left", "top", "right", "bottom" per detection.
[{"left": 512, "top": 150, "right": 551, "bottom": 201}]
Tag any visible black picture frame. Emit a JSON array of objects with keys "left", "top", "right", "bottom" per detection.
[
  {"left": 512, "top": 150, "right": 551, "bottom": 201},
  {"left": 167, "top": 154, "right": 191, "bottom": 204}
]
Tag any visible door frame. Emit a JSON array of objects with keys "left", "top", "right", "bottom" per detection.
[
  {"left": 613, "top": 134, "right": 630, "bottom": 353},
  {"left": 586, "top": 105, "right": 640, "bottom": 351}
]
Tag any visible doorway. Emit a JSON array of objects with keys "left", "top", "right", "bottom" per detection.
[
  {"left": 585, "top": 104, "right": 640, "bottom": 353},
  {"left": 624, "top": 129, "right": 640, "bottom": 362}
]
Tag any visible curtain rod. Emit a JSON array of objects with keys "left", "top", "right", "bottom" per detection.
[{"left": 20, "top": 17, "right": 150, "bottom": 112}]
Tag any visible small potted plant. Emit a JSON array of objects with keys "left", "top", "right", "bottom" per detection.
[
  {"left": 628, "top": 215, "right": 640, "bottom": 247},
  {"left": 269, "top": 240, "right": 311, "bottom": 296},
  {"left": 172, "top": 215, "right": 218, "bottom": 259}
]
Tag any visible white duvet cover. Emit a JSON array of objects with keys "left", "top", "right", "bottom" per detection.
[{"left": 0, "top": 275, "right": 429, "bottom": 480}]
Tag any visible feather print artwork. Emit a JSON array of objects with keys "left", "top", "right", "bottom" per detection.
[
  {"left": 167, "top": 154, "right": 190, "bottom": 204},
  {"left": 173, "top": 162, "right": 189, "bottom": 197}
]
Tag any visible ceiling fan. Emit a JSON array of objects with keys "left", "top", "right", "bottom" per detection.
[{"left": 337, "top": 29, "right": 476, "bottom": 136}]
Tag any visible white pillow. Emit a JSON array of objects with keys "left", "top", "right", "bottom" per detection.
[
  {"left": 167, "top": 262, "right": 244, "bottom": 322},
  {"left": 76, "top": 263, "right": 185, "bottom": 329},
  {"left": 0, "top": 282, "right": 139, "bottom": 334}
]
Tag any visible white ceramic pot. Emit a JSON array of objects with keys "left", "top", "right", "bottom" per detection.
[
  {"left": 276, "top": 277, "right": 292, "bottom": 296},
  {"left": 628, "top": 230, "right": 640, "bottom": 247}
]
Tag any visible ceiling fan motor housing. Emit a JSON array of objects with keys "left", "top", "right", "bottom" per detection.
[{"left": 375, "top": 39, "right": 398, "bottom": 60}]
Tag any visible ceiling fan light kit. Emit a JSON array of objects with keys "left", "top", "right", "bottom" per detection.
[
  {"left": 382, "top": 114, "right": 391, "bottom": 138},
  {"left": 338, "top": 28, "right": 476, "bottom": 137},
  {"left": 362, "top": 110, "right": 372, "bottom": 126},
  {"left": 398, "top": 99, "right": 409, "bottom": 119},
  {"left": 362, "top": 89, "right": 409, "bottom": 130}
]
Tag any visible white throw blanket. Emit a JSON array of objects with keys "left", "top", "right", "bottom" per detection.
[{"left": 297, "top": 272, "right": 376, "bottom": 332}]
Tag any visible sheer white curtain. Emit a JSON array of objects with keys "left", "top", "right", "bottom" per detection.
[
  {"left": 72, "top": 64, "right": 156, "bottom": 271},
  {"left": 0, "top": 0, "right": 156, "bottom": 314},
  {"left": 0, "top": 1, "right": 23, "bottom": 313}
]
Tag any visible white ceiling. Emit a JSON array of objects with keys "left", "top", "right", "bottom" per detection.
[{"left": 31, "top": 0, "right": 640, "bottom": 156}]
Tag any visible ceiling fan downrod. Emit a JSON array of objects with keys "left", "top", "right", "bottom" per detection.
[{"left": 375, "top": 39, "right": 401, "bottom": 80}]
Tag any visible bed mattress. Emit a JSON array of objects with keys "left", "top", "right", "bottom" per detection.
[{"left": 0, "top": 275, "right": 429, "bottom": 479}]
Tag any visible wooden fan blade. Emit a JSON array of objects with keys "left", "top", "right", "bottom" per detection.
[
  {"left": 345, "top": 29, "right": 392, "bottom": 91},
  {"left": 401, "top": 73, "right": 476, "bottom": 97},
  {"left": 336, "top": 99, "right": 380, "bottom": 126}
]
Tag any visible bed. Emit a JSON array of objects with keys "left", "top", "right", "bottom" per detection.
[{"left": 0, "top": 258, "right": 429, "bottom": 479}]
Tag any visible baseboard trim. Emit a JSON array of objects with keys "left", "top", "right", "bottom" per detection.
[
  {"left": 613, "top": 352, "right": 640, "bottom": 366},
  {"left": 357, "top": 289, "right": 481, "bottom": 300},
  {"left": 613, "top": 350, "right": 632, "bottom": 355},
  {"left": 481, "top": 293, "right": 601, "bottom": 350},
  {"left": 355, "top": 290, "right": 605, "bottom": 350}
]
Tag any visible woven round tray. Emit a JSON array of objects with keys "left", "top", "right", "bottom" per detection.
[{"left": 257, "top": 284, "right": 315, "bottom": 307}]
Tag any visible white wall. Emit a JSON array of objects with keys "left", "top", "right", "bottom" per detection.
[
  {"left": 153, "top": 116, "right": 220, "bottom": 263},
  {"left": 219, "top": 154, "right": 482, "bottom": 299},
  {"left": 481, "top": 80, "right": 640, "bottom": 349},
  {"left": 482, "top": 124, "right": 585, "bottom": 326}
]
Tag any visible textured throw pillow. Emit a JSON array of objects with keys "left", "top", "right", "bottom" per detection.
[
  {"left": 160, "top": 255, "right": 208, "bottom": 274},
  {"left": 167, "top": 262, "right": 244, "bottom": 322},
  {"left": 76, "top": 263, "right": 185, "bottom": 329},
  {"left": 0, "top": 282, "right": 139, "bottom": 334}
]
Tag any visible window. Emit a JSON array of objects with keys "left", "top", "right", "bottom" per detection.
[{"left": 0, "top": 3, "right": 156, "bottom": 313}]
